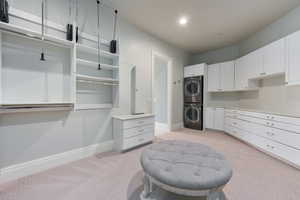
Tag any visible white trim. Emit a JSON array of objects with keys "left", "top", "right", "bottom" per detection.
[
  {"left": 0, "top": 140, "right": 114, "bottom": 184},
  {"left": 171, "top": 122, "right": 184, "bottom": 131},
  {"left": 151, "top": 51, "right": 173, "bottom": 133},
  {"left": 155, "top": 122, "right": 170, "bottom": 136}
]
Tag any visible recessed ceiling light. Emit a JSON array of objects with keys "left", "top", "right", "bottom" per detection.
[{"left": 178, "top": 17, "right": 188, "bottom": 26}]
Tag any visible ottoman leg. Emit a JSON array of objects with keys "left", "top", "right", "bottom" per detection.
[{"left": 141, "top": 175, "right": 153, "bottom": 199}]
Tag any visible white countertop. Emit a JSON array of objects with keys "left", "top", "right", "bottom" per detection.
[
  {"left": 113, "top": 113, "right": 155, "bottom": 120},
  {"left": 206, "top": 106, "right": 300, "bottom": 118}
]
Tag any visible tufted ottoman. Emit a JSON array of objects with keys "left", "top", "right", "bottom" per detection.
[{"left": 140, "top": 140, "right": 233, "bottom": 200}]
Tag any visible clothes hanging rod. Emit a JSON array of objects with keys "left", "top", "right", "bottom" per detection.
[{"left": 77, "top": 79, "right": 119, "bottom": 86}]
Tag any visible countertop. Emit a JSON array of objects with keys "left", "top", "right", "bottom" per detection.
[
  {"left": 113, "top": 113, "right": 155, "bottom": 120},
  {"left": 206, "top": 106, "right": 300, "bottom": 119}
]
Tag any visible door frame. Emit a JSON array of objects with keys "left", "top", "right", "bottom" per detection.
[{"left": 151, "top": 50, "right": 173, "bottom": 134}]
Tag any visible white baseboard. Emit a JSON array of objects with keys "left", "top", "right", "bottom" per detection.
[
  {"left": 0, "top": 140, "right": 114, "bottom": 184},
  {"left": 171, "top": 122, "right": 184, "bottom": 131},
  {"left": 155, "top": 122, "right": 170, "bottom": 136}
]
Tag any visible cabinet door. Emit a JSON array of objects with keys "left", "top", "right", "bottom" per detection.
[
  {"left": 246, "top": 49, "right": 264, "bottom": 79},
  {"left": 286, "top": 30, "right": 300, "bottom": 85},
  {"left": 214, "top": 108, "right": 224, "bottom": 131},
  {"left": 235, "top": 57, "right": 248, "bottom": 90},
  {"left": 205, "top": 108, "right": 215, "bottom": 129},
  {"left": 184, "top": 64, "right": 205, "bottom": 77},
  {"left": 207, "top": 64, "right": 220, "bottom": 92},
  {"left": 220, "top": 61, "right": 235, "bottom": 90},
  {"left": 263, "top": 38, "right": 285, "bottom": 76}
]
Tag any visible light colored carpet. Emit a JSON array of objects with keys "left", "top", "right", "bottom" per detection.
[{"left": 1, "top": 129, "right": 300, "bottom": 200}]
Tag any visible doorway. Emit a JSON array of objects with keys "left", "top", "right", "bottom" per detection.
[{"left": 152, "top": 51, "right": 172, "bottom": 136}]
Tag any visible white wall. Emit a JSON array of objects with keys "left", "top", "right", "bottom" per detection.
[
  {"left": 154, "top": 57, "right": 168, "bottom": 123},
  {"left": 0, "top": 0, "right": 189, "bottom": 168}
]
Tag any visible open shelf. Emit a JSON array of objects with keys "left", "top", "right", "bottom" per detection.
[
  {"left": 0, "top": 21, "right": 73, "bottom": 48},
  {"left": 77, "top": 59, "right": 119, "bottom": 70},
  {"left": 208, "top": 87, "right": 259, "bottom": 93},
  {"left": 76, "top": 44, "right": 119, "bottom": 59},
  {"left": 76, "top": 74, "right": 119, "bottom": 84},
  {"left": 0, "top": 103, "right": 74, "bottom": 114},
  {"left": 75, "top": 104, "right": 112, "bottom": 110}
]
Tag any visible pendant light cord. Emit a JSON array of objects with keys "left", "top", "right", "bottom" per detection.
[{"left": 97, "top": 0, "right": 101, "bottom": 70}]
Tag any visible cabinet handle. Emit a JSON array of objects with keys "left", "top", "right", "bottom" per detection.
[
  {"left": 138, "top": 129, "right": 144, "bottom": 132},
  {"left": 138, "top": 121, "right": 145, "bottom": 124},
  {"left": 139, "top": 138, "right": 145, "bottom": 142},
  {"left": 266, "top": 132, "right": 275, "bottom": 136}
]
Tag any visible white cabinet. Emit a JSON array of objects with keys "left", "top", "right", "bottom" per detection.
[
  {"left": 184, "top": 64, "right": 205, "bottom": 78},
  {"left": 235, "top": 56, "right": 249, "bottom": 90},
  {"left": 207, "top": 61, "right": 235, "bottom": 92},
  {"left": 246, "top": 49, "right": 264, "bottom": 79},
  {"left": 214, "top": 108, "right": 225, "bottom": 131},
  {"left": 286, "top": 30, "right": 300, "bottom": 86},
  {"left": 263, "top": 38, "right": 286, "bottom": 76},
  {"left": 113, "top": 114, "right": 155, "bottom": 152},
  {"left": 220, "top": 61, "right": 235, "bottom": 90},
  {"left": 224, "top": 109, "right": 300, "bottom": 168},
  {"left": 205, "top": 107, "right": 224, "bottom": 131},
  {"left": 205, "top": 107, "right": 215, "bottom": 129},
  {"left": 207, "top": 64, "right": 220, "bottom": 92}
]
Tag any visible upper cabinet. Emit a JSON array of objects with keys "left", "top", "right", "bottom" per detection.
[
  {"left": 220, "top": 61, "right": 235, "bottom": 90},
  {"left": 207, "top": 61, "right": 235, "bottom": 92},
  {"left": 207, "top": 64, "right": 220, "bottom": 92},
  {"left": 184, "top": 64, "right": 205, "bottom": 78},
  {"left": 235, "top": 56, "right": 249, "bottom": 90},
  {"left": 285, "top": 30, "right": 300, "bottom": 86},
  {"left": 263, "top": 38, "right": 285, "bottom": 76}
]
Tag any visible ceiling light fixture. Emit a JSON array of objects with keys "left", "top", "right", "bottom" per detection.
[{"left": 178, "top": 17, "right": 188, "bottom": 26}]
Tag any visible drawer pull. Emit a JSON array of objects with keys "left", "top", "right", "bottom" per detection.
[
  {"left": 138, "top": 121, "right": 145, "bottom": 124},
  {"left": 266, "top": 144, "right": 275, "bottom": 149},
  {"left": 138, "top": 138, "right": 145, "bottom": 142},
  {"left": 266, "top": 132, "right": 275, "bottom": 136},
  {"left": 138, "top": 129, "right": 145, "bottom": 132}
]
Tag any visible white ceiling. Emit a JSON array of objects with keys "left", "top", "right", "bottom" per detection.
[{"left": 109, "top": 0, "right": 300, "bottom": 53}]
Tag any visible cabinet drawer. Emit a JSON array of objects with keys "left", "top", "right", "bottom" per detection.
[
  {"left": 262, "top": 127, "right": 300, "bottom": 150},
  {"left": 123, "top": 132, "right": 154, "bottom": 150},
  {"left": 263, "top": 114, "right": 300, "bottom": 126},
  {"left": 123, "top": 117, "right": 154, "bottom": 129},
  {"left": 123, "top": 125, "right": 154, "bottom": 139},
  {"left": 251, "top": 134, "right": 300, "bottom": 167}
]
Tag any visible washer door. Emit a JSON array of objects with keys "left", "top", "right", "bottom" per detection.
[
  {"left": 184, "top": 79, "right": 200, "bottom": 97},
  {"left": 185, "top": 105, "right": 200, "bottom": 123}
]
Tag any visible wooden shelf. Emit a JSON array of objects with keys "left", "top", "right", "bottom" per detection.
[
  {"left": 0, "top": 21, "right": 73, "bottom": 48},
  {"left": 75, "top": 104, "right": 113, "bottom": 110},
  {"left": 76, "top": 44, "right": 119, "bottom": 59},
  {"left": 77, "top": 59, "right": 119, "bottom": 70},
  {"left": 76, "top": 74, "right": 119, "bottom": 83}
]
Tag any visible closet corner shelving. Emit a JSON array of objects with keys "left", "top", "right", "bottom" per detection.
[
  {"left": 0, "top": 4, "right": 120, "bottom": 113},
  {"left": 74, "top": 35, "right": 120, "bottom": 111}
]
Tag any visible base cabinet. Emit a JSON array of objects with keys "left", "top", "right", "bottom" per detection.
[
  {"left": 205, "top": 107, "right": 224, "bottom": 131},
  {"left": 224, "top": 109, "right": 300, "bottom": 168},
  {"left": 113, "top": 115, "right": 155, "bottom": 152}
]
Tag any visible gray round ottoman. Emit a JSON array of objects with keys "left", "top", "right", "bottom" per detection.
[{"left": 140, "top": 140, "right": 233, "bottom": 200}]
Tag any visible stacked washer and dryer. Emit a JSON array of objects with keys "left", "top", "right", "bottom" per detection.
[{"left": 184, "top": 64, "right": 206, "bottom": 130}]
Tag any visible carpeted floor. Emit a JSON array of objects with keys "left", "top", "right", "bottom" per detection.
[{"left": 1, "top": 129, "right": 300, "bottom": 200}]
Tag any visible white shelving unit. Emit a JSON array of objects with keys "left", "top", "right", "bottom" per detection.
[{"left": 0, "top": 4, "right": 120, "bottom": 113}]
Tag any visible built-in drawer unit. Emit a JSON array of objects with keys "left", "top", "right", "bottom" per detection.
[
  {"left": 123, "top": 117, "right": 154, "bottom": 129},
  {"left": 224, "top": 108, "right": 300, "bottom": 169},
  {"left": 113, "top": 114, "right": 155, "bottom": 152}
]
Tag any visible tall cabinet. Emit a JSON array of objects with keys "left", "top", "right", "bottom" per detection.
[{"left": 286, "top": 30, "right": 300, "bottom": 86}]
